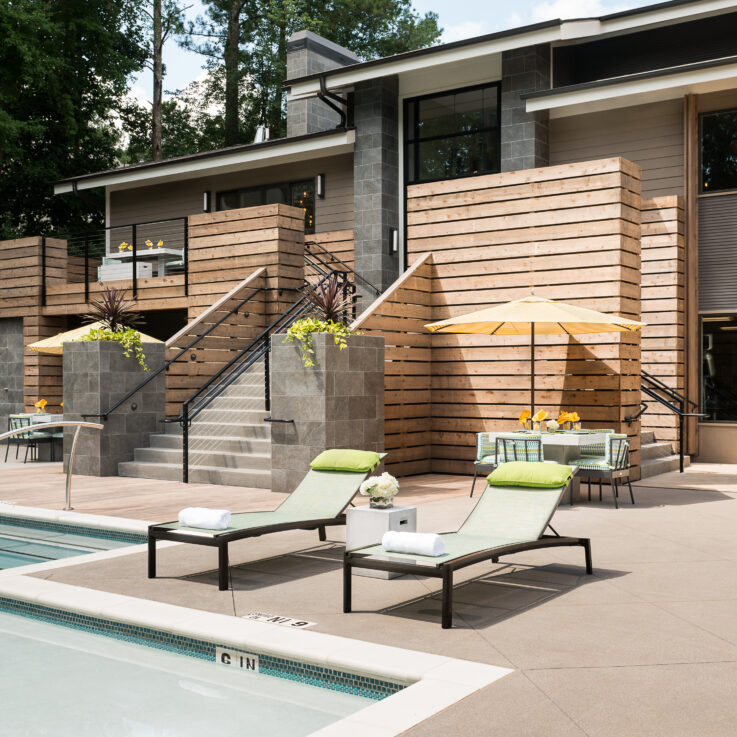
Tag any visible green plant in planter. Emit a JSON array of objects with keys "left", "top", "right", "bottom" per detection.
[
  {"left": 285, "top": 317, "right": 354, "bottom": 367},
  {"left": 77, "top": 326, "right": 149, "bottom": 370}
]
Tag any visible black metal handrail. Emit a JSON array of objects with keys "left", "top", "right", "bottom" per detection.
[
  {"left": 627, "top": 372, "right": 707, "bottom": 473},
  {"left": 175, "top": 270, "right": 352, "bottom": 482},
  {"left": 81, "top": 286, "right": 263, "bottom": 422},
  {"left": 305, "top": 240, "right": 381, "bottom": 297}
]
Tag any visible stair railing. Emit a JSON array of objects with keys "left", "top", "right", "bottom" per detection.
[
  {"left": 626, "top": 372, "right": 707, "bottom": 473},
  {"left": 304, "top": 240, "right": 381, "bottom": 299}
]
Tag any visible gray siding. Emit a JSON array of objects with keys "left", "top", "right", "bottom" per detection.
[
  {"left": 699, "top": 192, "right": 737, "bottom": 313},
  {"left": 550, "top": 100, "right": 684, "bottom": 198},
  {"left": 109, "top": 154, "right": 354, "bottom": 233}
]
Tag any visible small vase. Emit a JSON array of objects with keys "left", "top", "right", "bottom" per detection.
[{"left": 370, "top": 498, "right": 393, "bottom": 509}]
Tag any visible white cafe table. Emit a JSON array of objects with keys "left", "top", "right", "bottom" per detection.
[{"left": 107, "top": 247, "right": 183, "bottom": 276}]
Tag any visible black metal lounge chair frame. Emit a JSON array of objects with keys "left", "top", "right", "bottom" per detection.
[
  {"left": 148, "top": 516, "right": 345, "bottom": 591},
  {"left": 344, "top": 529, "right": 592, "bottom": 629}
]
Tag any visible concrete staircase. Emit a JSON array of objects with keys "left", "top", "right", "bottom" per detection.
[
  {"left": 639, "top": 430, "right": 689, "bottom": 479},
  {"left": 118, "top": 362, "right": 271, "bottom": 487}
]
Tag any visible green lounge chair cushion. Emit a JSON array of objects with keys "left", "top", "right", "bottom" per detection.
[
  {"left": 310, "top": 448, "right": 380, "bottom": 473},
  {"left": 487, "top": 461, "right": 574, "bottom": 488}
]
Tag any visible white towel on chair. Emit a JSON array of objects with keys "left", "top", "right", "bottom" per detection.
[
  {"left": 178, "top": 507, "right": 231, "bottom": 530},
  {"left": 382, "top": 531, "right": 445, "bottom": 557}
]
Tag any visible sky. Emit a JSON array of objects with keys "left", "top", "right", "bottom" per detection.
[{"left": 131, "top": 0, "right": 655, "bottom": 104}]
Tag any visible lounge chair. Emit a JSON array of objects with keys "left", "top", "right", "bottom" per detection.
[
  {"left": 344, "top": 462, "right": 592, "bottom": 628},
  {"left": 148, "top": 449, "right": 385, "bottom": 590}
]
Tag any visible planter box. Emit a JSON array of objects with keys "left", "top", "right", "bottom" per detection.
[
  {"left": 62, "top": 340, "right": 165, "bottom": 476},
  {"left": 269, "top": 332, "right": 385, "bottom": 494}
]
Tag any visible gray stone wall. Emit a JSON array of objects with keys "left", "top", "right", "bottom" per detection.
[
  {"left": 286, "top": 31, "right": 359, "bottom": 137},
  {"left": 501, "top": 44, "right": 551, "bottom": 172},
  {"left": 63, "top": 341, "right": 165, "bottom": 476},
  {"left": 269, "top": 333, "right": 384, "bottom": 494},
  {"left": 0, "top": 318, "right": 24, "bottom": 433},
  {"left": 353, "top": 75, "right": 399, "bottom": 298}
]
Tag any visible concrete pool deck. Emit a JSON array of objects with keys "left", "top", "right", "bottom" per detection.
[{"left": 4, "top": 462, "right": 737, "bottom": 735}]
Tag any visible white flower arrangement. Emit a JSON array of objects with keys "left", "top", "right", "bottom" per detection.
[
  {"left": 359, "top": 472, "right": 399, "bottom": 503},
  {"left": 546, "top": 419, "right": 560, "bottom": 432}
]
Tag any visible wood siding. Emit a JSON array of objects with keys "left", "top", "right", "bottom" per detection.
[
  {"left": 640, "top": 196, "right": 686, "bottom": 450},
  {"left": 109, "top": 154, "right": 354, "bottom": 234},
  {"left": 402, "top": 158, "right": 644, "bottom": 477},
  {"left": 550, "top": 100, "right": 684, "bottom": 199}
]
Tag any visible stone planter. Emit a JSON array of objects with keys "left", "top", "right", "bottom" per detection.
[
  {"left": 62, "top": 340, "right": 165, "bottom": 476},
  {"left": 269, "top": 332, "right": 385, "bottom": 494}
]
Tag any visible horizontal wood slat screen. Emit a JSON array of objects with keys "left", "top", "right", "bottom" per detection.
[
  {"left": 307, "top": 229, "right": 354, "bottom": 271},
  {"left": 352, "top": 254, "right": 433, "bottom": 476},
  {"left": 640, "top": 196, "right": 686, "bottom": 450},
  {"left": 405, "top": 158, "right": 643, "bottom": 477}
]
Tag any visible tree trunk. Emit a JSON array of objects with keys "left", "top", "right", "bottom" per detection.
[
  {"left": 224, "top": 0, "right": 241, "bottom": 147},
  {"left": 152, "top": 0, "right": 163, "bottom": 161}
]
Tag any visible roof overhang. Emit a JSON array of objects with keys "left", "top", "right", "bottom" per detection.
[
  {"left": 54, "top": 129, "right": 355, "bottom": 194},
  {"left": 286, "top": 0, "right": 737, "bottom": 99},
  {"left": 525, "top": 55, "right": 737, "bottom": 118}
]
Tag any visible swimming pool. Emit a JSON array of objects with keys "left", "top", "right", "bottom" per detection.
[
  {"left": 0, "top": 517, "right": 142, "bottom": 569},
  {"left": 0, "top": 610, "right": 373, "bottom": 736}
]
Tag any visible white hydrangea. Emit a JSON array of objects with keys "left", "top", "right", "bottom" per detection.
[{"left": 359, "top": 472, "right": 399, "bottom": 500}]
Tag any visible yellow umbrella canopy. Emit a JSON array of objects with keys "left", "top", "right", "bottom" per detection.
[
  {"left": 426, "top": 295, "right": 645, "bottom": 414},
  {"left": 26, "top": 321, "right": 162, "bottom": 356}
]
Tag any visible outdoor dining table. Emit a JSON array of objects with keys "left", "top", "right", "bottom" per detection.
[
  {"left": 108, "top": 247, "right": 183, "bottom": 276},
  {"left": 8, "top": 413, "right": 64, "bottom": 462}
]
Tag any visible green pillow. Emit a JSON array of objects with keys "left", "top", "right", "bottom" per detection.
[
  {"left": 487, "top": 461, "right": 574, "bottom": 488},
  {"left": 310, "top": 449, "right": 381, "bottom": 473}
]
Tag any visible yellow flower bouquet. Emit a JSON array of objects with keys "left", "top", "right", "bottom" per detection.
[
  {"left": 34, "top": 399, "right": 47, "bottom": 413},
  {"left": 531, "top": 409, "right": 547, "bottom": 431},
  {"left": 519, "top": 409, "right": 531, "bottom": 429}
]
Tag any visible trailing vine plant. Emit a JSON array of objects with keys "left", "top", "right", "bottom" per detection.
[
  {"left": 78, "top": 327, "right": 149, "bottom": 370},
  {"left": 285, "top": 317, "right": 353, "bottom": 367}
]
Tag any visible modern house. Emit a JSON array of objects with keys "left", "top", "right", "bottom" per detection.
[{"left": 3, "top": 0, "right": 737, "bottom": 482}]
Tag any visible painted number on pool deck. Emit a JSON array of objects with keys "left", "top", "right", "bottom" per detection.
[
  {"left": 242, "top": 612, "right": 316, "bottom": 629},
  {"left": 216, "top": 647, "right": 260, "bottom": 673}
]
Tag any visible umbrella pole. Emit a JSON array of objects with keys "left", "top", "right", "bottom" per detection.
[{"left": 530, "top": 323, "right": 535, "bottom": 416}]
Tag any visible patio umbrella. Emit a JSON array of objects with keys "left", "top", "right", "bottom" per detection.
[
  {"left": 425, "top": 295, "right": 645, "bottom": 415},
  {"left": 26, "top": 321, "right": 162, "bottom": 355}
]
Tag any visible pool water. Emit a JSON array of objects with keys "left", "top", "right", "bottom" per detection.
[
  {"left": 0, "top": 611, "right": 372, "bottom": 736},
  {"left": 0, "top": 520, "right": 133, "bottom": 569}
]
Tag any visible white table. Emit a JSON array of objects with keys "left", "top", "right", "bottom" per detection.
[
  {"left": 346, "top": 505, "right": 417, "bottom": 579},
  {"left": 107, "top": 247, "right": 183, "bottom": 277}
]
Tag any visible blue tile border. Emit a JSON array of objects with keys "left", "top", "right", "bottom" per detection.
[
  {"left": 0, "top": 516, "right": 146, "bottom": 545},
  {"left": 0, "top": 596, "right": 403, "bottom": 700}
]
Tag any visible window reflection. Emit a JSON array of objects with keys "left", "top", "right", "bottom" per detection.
[
  {"left": 701, "top": 110, "right": 737, "bottom": 193},
  {"left": 702, "top": 315, "right": 737, "bottom": 421}
]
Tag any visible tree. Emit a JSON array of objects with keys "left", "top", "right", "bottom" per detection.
[{"left": 0, "top": 0, "right": 145, "bottom": 239}]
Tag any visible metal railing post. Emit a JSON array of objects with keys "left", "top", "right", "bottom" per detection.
[
  {"left": 679, "top": 400, "right": 685, "bottom": 474},
  {"left": 65, "top": 425, "right": 83, "bottom": 510},
  {"left": 182, "top": 404, "right": 189, "bottom": 484},
  {"left": 84, "top": 236, "right": 90, "bottom": 303},
  {"left": 183, "top": 217, "right": 189, "bottom": 297},
  {"left": 264, "top": 337, "right": 270, "bottom": 412},
  {"left": 131, "top": 223, "right": 138, "bottom": 298}
]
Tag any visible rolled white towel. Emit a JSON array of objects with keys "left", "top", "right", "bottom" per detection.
[
  {"left": 382, "top": 531, "right": 446, "bottom": 557},
  {"left": 178, "top": 507, "right": 231, "bottom": 531}
]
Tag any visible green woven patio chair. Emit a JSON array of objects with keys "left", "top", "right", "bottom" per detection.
[
  {"left": 148, "top": 450, "right": 386, "bottom": 590},
  {"left": 575, "top": 434, "right": 633, "bottom": 509},
  {"left": 470, "top": 432, "right": 498, "bottom": 498},
  {"left": 495, "top": 433, "right": 544, "bottom": 463},
  {"left": 578, "top": 429, "right": 616, "bottom": 459},
  {"left": 345, "top": 461, "right": 592, "bottom": 628}
]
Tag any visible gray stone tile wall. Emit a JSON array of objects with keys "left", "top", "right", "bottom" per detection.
[
  {"left": 501, "top": 44, "right": 551, "bottom": 172},
  {"left": 353, "top": 75, "right": 399, "bottom": 298},
  {"left": 269, "top": 332, "right": 384, "bottom": 494},
  {"left": 0, "top": 317, "right": 23, "bottom": 433},
  {"left": 63, "top": 341, "right": 166, "bottom": 476}
]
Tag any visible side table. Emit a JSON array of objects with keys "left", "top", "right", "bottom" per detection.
[{"left": 346, "top": 505, "right": 417, "bottom": 579}]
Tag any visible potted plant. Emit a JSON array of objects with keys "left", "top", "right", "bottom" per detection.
[{"left": 284, "top": 274, "right": 357, "bottom": 367}]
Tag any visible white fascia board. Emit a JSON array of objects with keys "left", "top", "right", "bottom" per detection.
[
  {"left": 527, "top": 61, "right": 737, "bottom": 118},
  {"left": 54, "top": 130, "right": 355, "bottom": 194},
  {"left": 600, "top": 0, "right": 737, "bottom": 35},
  {"left": 287, "top": 26, "right": 562, "bottom": 99}
]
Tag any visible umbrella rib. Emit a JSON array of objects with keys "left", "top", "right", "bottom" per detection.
[{"left": 557, "top": 322, "right": 572, "bottom": 336}]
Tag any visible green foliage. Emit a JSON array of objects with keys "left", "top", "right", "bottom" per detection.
[
  {"left": 83, "top": 287, "right": 143, "bottom": 333},
  {"left": 77, "top": 328, "right": 149, "bottom": 371},
  {"left": 0, "top": 0, "right": 146, "bottom": 239},
  {"left": 284, "top": 318, "right": 355, "bottom": 367}
]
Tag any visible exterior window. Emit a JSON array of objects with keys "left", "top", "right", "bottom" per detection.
[
  {"left": 701, "top": 109, "right": 737, "bottom": 193},
  {"left": 216, "top": 179, "right": 315, "bottom": 233},
  {"left": 405, "top": 82, "right": 501, "bottom": 185},
  {"left": 702, "top": 315, "right": 737, "bottom": 421}
]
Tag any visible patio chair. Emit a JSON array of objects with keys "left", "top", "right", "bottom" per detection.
[
  {"left": 4, "top": 416, "right": 31, "bottom": 462},
  {"left": 148, "top": 449, "right": 386, "bottom": 591},
  {"left": 575, "top": 433, "right": 634, "bottom": 509},
  {"left": 470, "top": 432, "right": 498, "bottom": 498},
  {"left": 578, "top": 429, "right": 616, "bottom": 460},
  {"left": 495, "top": 433, "right": 544, "bottom": 463},
  {"left": 344, "top": 461, "right": 591, "bottom": 628}
]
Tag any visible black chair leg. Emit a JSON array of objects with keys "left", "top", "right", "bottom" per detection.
[
  {"left": 148, "top": 537, "right": 157, "bottom": 579},
  {"left": 611, "top": 478, "right": 619, "bottom": 509},
  {"left": 598, "top": 479, "right": 603, "bottom": 501},
  {"left": 218, "top": 544, "right": 229, "bottom": 591},
  {"left": 441, "top": 567, "right": 454, "bottom": 629},
  {"left": 587, "top": 477, "right": 592, "bottom": 502},
  {"left": 470, "top": 468, "right": 478, "bottom": 498},
  {"left": 343, "top": 558, "right": 352, "bottom": 613},
  {"left": 627, "top": 478, "right": 635, "bottom": 505}
]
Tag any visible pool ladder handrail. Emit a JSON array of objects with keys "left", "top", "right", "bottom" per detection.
[{"left": 0, "top": 421, "right": 104, "bottom": 510}]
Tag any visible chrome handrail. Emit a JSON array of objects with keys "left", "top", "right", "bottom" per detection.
[{"left": 0, "top": 421, "right": 104, "bottom": 510}]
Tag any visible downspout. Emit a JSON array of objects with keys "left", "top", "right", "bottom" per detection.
[{"left": 318, "top": 76, "right": 351, "bottom": 129}]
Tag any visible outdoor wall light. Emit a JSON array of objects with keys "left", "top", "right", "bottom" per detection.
[
  {"left": 390, "top": 228, "right": 398, "bottom": 254},
  {"left": 316, "top": 173, "right": 325, "bottom": 199},
  {"left": 203, "top": 191, "right": 212, "bottom": 212}
]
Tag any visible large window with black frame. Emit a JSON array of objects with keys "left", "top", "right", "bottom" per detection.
[
  {"left": 701, "top": 108, "right": 737, "bottom": 193},
  {"left": 702, "top": 316, "right": 737, "bottom": 422},
  {"left": 216, "top": 179, "right": 315, "bottom": 233},
  {"left": 404, "top": 82, "right": 501, "bottom": 185}
]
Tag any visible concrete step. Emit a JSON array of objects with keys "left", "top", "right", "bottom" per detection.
[
  {"left": 118, "top": 461, "right": 271, "bottom": 488},
  {"left": 640, "top": 430, "right": 656, "bottom": 445},
  {"left": 190, "top": 421, "right": 271, "bottom": 440},
  {"left": 133, "top": 445, "right": 270, "bottom": 470},
  {"left": 194, "top": 408, "right": 267, "bottom": 423},
  {"left": 206, "top": 395, "right": 264, "bottom": 409},
  {"left": 149, "top": 433, "right": 271, "bottom": 455},
  {"left": 640, "top": 454, "right": 690, "bottom": 479},
  {"left": 640, "top": 441, "right": 675, "bottom": 461}
]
